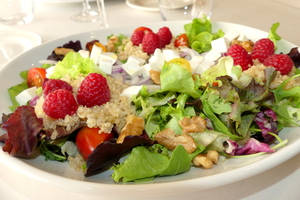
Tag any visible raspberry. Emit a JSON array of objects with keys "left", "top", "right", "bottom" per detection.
[
  {"left": 131, "top": 30, "right": 145, "bottom": 46},
  {"left": 157, "top": 27, "right": 172, "bottom": 48},
  {"left": 227, "top": 44, "right": 253, "bottom": 70},
  {"left": 142, "top": 32, "right": 160, "bottom": 54},
  {"left": 263, "top": 54, "right": 294, "bottom": 75},
  {"left": 43, "top": 89, "right": 78, "bottom": 119},
  {"left": 251, "top": 38, "right": 275, "bottom": 63},
  {"left": 77, "top": 73, "right": 110, "bottom": 108},
  {"left": 42, "top": 79, "right": 72, "bottom": 96}
]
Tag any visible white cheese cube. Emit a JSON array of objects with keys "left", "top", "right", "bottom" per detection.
[
  {"left": 120, "top": 85, "right": 143, "bottom": 99},
  {"left": 237, "top": 34, "right": 248, "bottom": 42},
  {"left": 99, "top": 59, "right": 113, "bottom": 74},
  {"left": 195, "top": 59, "right": 215, "bottom": 74},
  {"left": 162, "top": 49, "right": 180, "bottom": 62},
  {"left": 101, "top": 52, "right": 118, "bottom": 63},
  {"left": 127, "top": 55, "right": 146, "bottom": 66},
  {"left": 205, "top": 49, "right": 222, "bottom": 61},
  {"left": 189, "top": 56, "right": 204, "bottom": 74},
  {"left": 149, "top": 49, "right": 165, "bottom": 71},
  {"left": 15, "top": 86, "right": 38, "bottom": 106},
  {"left": 89, "top": 45, "right": 103, "bottom": 64},
  {"left": 141, "top": 64, "right": 151, "bottom": 78},
  {"left": 122, "top": 59, "right": 142, "bottom": 77},
  {"left": 211, "top": 37, "right": 229, "bottom": 53},
  {"left": 224, "top": 29, "right": 240, "bottom": 42},
  {"left": 78, "top": 50, "right": 90, "bottom": 58},
  {"left": 45, "top": 66, "right": 55, "bottom": 78}
]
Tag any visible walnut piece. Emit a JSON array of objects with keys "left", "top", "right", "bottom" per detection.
[
  {"left": 192, "top": 150, "right": 219, "bottom": 169},
  {"left": 230, "top": 39, "right": 254, "bottom": 52},
  {"left": 154, "top": 128, "right": 197, "bottom": 153},
  {"left": 106, "top": 35, "right": 119, "bottom": 52},
  {"left": 149, "top": 70, "right": 161, "bottom": 85},
  {"left": 54, "top": 47, "right": 74, "bottom": 56},
  {"left": 116, "top": 115, "right": 145, "bottom": 143},
  {"left": 178, "top": 116, "right": 206, "bottom": 134}
]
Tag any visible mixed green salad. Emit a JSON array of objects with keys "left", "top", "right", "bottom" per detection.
[{"left": 1, "top": 17, "right": 300, "bottom": 183}]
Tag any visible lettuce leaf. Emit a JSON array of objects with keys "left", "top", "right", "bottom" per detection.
[
  {"left": 184, "top": 17, "right": 225, "bottom": 53},
  {"left": 111, "top": 145, "right": 202, "bottom": 182},
  {"left": 49, "top": 51, "right": 104, "bottom": 79}
]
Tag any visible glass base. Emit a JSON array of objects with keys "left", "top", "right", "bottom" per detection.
[{"left": 70, "top": 10, "right": 100, "bottom": 23}]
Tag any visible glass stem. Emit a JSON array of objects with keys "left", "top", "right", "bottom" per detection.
[{"left": 83, "top": 0, "right": 92, "bottom": 12}]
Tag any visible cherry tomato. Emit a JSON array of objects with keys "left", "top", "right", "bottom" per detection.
[
  {"left": 134, "top": 27, "right": 153, "bottom": 33},
  {"left": 174, "top": 33, "right": 189, "bottom": 47},
  {"left": 27, "top": 67, "right": 47, "bottom": 88},
  {"left": 76, "top": 127, "right": 114, "bottom": 160}
]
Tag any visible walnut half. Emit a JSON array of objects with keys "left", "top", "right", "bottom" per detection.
[
  {"left": 154, "top": 128, "right": 197, "bottom": 154},
  {"left": 178, "top": 116, "right": 206, "bottom": 134},
  {"left": 116, "top": 115, "right": 145, "bottom": 143}
]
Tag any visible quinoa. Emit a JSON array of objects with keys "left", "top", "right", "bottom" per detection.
[
  {"left": 35, "top": 74, "right": 136, "bottom": 139},
  {"left": 117, "top": 38, "right": 149, "bottom": 61},
  {"left": 243, "top": 63, "right": 300, "bottom": 89}
]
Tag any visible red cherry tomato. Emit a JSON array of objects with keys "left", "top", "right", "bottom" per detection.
[
  {"left": 174, "top": 33, "right": 189, "bottom": 47},
  {"left": 27, "top": 67, "right": 47, "bottom": 88},
  {"left": 134, "top": 27, "right": 153, "bottom": 33},
  {"left": 76, "top": 127, "right": 114, "bottom": 160}
]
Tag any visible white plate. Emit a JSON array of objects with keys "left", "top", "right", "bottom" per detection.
[
  {"left": 0, "top": 29, "right": 42, "bottom": 67},
  {"left": 0, "top": 21, "right": 300, "bottom": 197},
  {"left": 35, "top": 0, "right": 95, "bottom": 3},
  {"left": 126, "top": 0, "right": 159, "bottom": 12}
]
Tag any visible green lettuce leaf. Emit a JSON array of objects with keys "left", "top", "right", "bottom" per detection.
[
  {"left": 49, "top": 51, "right": 104, "bottom": 79},
  {"left": 184, "top": 16, "right": 225, "bottom": 53}
]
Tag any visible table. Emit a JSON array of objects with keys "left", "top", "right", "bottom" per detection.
[{"left": 1, "top": 0, "right": 300, "bottom": 199}]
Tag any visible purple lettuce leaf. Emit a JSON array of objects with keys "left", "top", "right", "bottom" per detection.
[
  {"left": 287, "top": 47, "right": 300, "bottom": 68},
  {"left": 225, "top": 138, "right": 275, "bottom": 156},
  {"left": 47, "top": 40, "right": 83, "bottom": 61},
  {"left": 254, "top": 109, "right": 279, "bottom": 144},
  {"left": 85, "top": 132, "right": 154, "bottom": 176},
  {"left": 1, "top": 106, "right": 43, "bottom": 158}
]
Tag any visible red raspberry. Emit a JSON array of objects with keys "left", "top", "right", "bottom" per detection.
[
  {"left": 131, "top": 30, "right": 145, "bottom": 46},
  {"left": 227, "top": 44, "right": 253, "bottom": 70},
  {"left": 77, "top": 73, "right": 110, "bottom": 108},
  {"left": 42, "top": 79, "right": 72, "bottom": 96},
  {"left": 157, "top": 27, "right": 172, "bottom": 48},
  {"left": 251, "top": 38, "right": 275, "bottom": 63},
  {"left": 142, "top": 32, "right": 160, "bottom": 54},
  {"left": 43, "top": 89, "right": 78, "bottom": 119},
  {"left": 263, "top": 54, "right": 294, "bottom": 75}
]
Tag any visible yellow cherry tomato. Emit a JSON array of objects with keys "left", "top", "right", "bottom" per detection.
[{"left": 167, "top": 58, "right": 192, "bottom": 73}]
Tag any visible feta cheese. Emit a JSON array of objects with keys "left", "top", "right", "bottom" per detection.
[
  {"left": 162, "top": 49, "right": 180, "bottom": 62},
  {"left": 78, "top": 50, "right": 89, "bottom": 58},
  {"left": 149, "top": 49, "right": 165, "bottom": 71},
  {"left": 141, "top": 64, "right": 151, "bottom": 78},
  {"left": 195, "top": 59, "right": 215, "bottom": 74},
  {"left": 211, "top": 37, "right": 229, "bottom": 53},
  {"left": 98, "top": 52, "right": 118, "bottom": 74},
  {"left": 120, "top": 85, "right": 143, "bottom": 99},
  {"left": 224, "top": 29, "right": 240, "bottom": 42},
  {"left": 15, "top": 86, "right": 38, "bottom": 106},
  {"left": 122, "top": 56, "right": 144, "bottom": 77},
  {"left": 237, "top": 34, "right": 248, "bottom": 42},
  {"left": 204, "top": 49, "right": 222, "bottom": 61},
  {"left": 45, "top": 66, "right": 55, "bottom": 78},
  {"left": 89, "top": 45, "right": 103, "bottom": 64},
  {"left": 189, "top": 56, "right": 204, "bottom": 74}
]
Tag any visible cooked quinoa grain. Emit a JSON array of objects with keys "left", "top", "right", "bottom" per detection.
[{"left": 35, "top": 74, "right": 136, "bottom": 139}]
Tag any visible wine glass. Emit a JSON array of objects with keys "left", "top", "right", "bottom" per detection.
[{"left": 70, "top": 0, "right": 108, "bottom": 27}]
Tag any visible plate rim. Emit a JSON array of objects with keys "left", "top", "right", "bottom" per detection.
[
  {"left": 126, "top": 0, "right": 159, "bottom": 12},
  {"left": 0, "top": 20, "right": 299, "bottom": 196}
]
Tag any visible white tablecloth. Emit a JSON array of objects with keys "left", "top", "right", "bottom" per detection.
[{"left": 1, "top": 0, "right": 300, "bottom": 199}]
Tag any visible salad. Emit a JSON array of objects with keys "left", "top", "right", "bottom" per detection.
[{"left": 1, "top": 17, "right": 300, "bottom": 183}]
